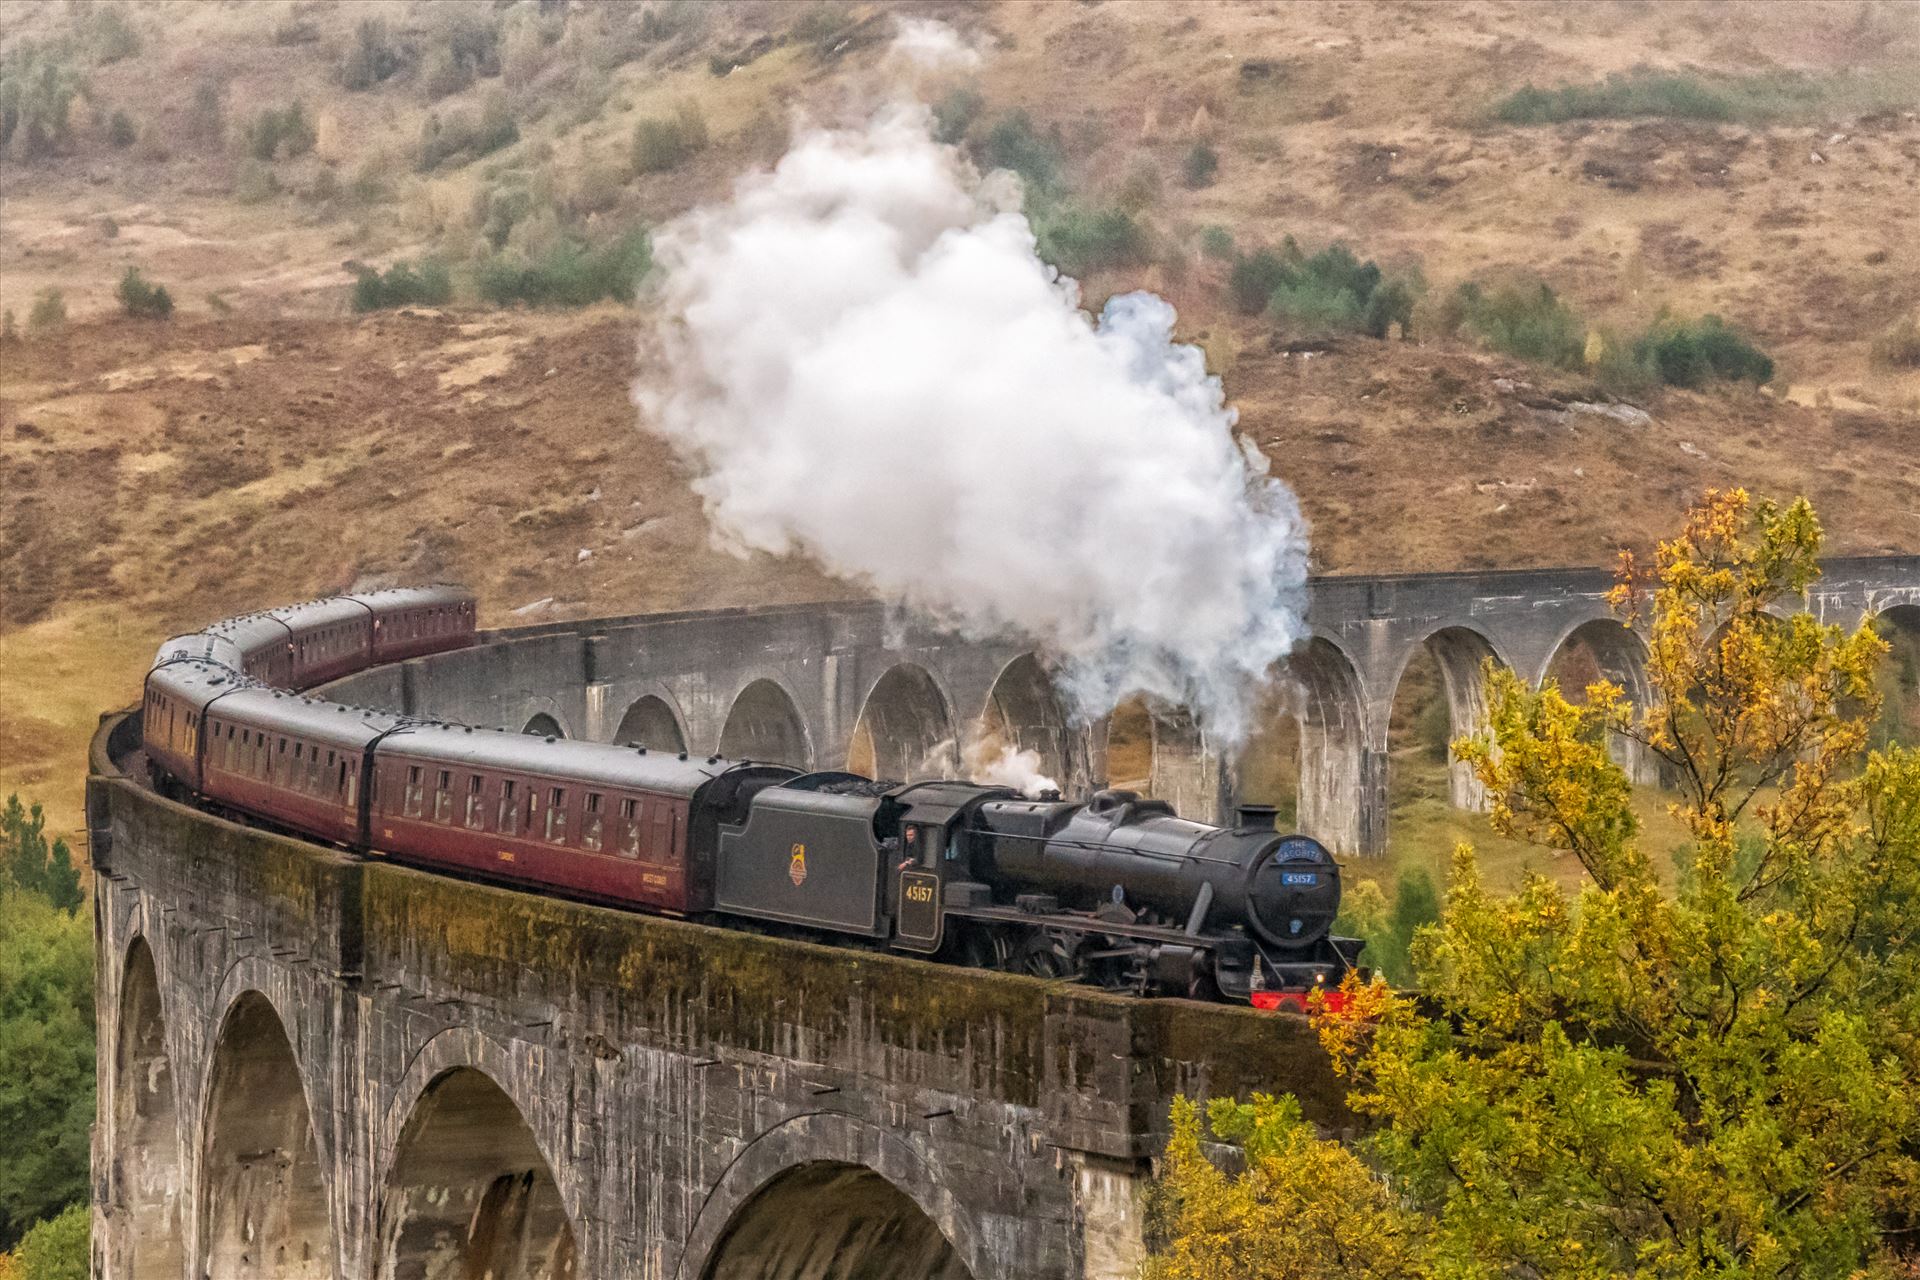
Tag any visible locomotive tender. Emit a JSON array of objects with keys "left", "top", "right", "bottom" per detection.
[{"left": 141, "top": 588, "right": 1361, "bottom": 1005}]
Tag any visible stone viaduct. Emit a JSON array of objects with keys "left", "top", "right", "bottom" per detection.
[{"left": 88, "top": 558, "right": 1920, "bottom": 1280}]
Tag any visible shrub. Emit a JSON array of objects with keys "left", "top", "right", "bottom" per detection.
[
  {"left": 1036, "top": 205, "right": 1148, "bottom": 276},
  {"left": 475, "top": 228, "right": 652, "bottom": 307},
  {"left": 1, "top": 310, "right": 14, "bottom": 341},
  {"left": 1494, "top": 70, "right": 1735, "bottom": 124},
  {"left": 1870, "top": 313, "right": 1920, "bottom": 370},
  {"left": 1199, "top": 225, "right": 1235, "bottom": 260},
  {"left": 116, "top": 267, "right": 173, "bottom": 320},
  {"left": 1230, "top": 239, "right": 1412, "bottom": 339},
  {"left": 980, "top": 111, "right": 1061, "bottom": 195},
  {"left": 1228, "top": 248, "right": 1289, "bottom": 314},
  {"left": 1453, "top": 280, "right": 1585, "bottom": 368},
  {"left": 1631, "top": 314, "right": 1773, "bottom": 387},
  {"left": 80, "top": 5, "right": 141, "bottom": 64},
  {"left": 416, "top": 94, "right": 517, "bottom": 171},
  {"left": 638, "top": 1, "right": 704, "bottom": 43},
  {"left": 631, "top": 104, "right": 707, "bottom": 175},
  {"left": 0, "top": 48, "right": 84, "bottom": 157},
  {"left": 106, "top": 109, "right": 135, "bottom": 147},
  {"left": 340, "top": 18, "right": 405, "bottom": 91},
  {"left": 351, "top": 258, "right": 453, "bottom": 312},
  {"left": 1182, "top": 142, "right": 1218, "bottom": 189},
  {"left": 186, "top": 79, "right": 223, "bottom": 147},
  {"left": 932, "top": 87, "right": 983, "bottom": 145},
  {"left": 245, "top": 102, "right": 315, "bottom": 161},
  {"left": 13, "top": 1205, "right": 89, "bottom": 1280},
  {"left": 499, "top": 16, "right": 548, "bottom": 92},
  {"left": 27, "top": 288, "right": 65, "bottom": 334}
]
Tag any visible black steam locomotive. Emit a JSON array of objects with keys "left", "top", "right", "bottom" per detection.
[
  {"left": 720, "top": 773, "right": 1360, "bottom": 1003},
  {"left": 141, "top": 589, "right": 1362, "bottom": 1006}
]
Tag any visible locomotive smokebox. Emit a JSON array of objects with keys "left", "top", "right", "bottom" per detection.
[{"left": 1235, "top": 803, "right": 1279, "bottom": 830}]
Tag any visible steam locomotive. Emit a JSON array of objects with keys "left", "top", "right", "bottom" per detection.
[{"left": 140, "top": 588, "right": 1362, "bottom": 1005}]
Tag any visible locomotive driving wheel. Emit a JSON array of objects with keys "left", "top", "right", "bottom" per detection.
[
  {"left": 959, "top": 925, "right": 1015, "bottom": 972},
  {"left": 1015, "top": 927, "right": 1087, "bottom": 980}
]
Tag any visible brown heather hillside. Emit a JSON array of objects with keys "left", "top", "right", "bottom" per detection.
[{"left": 2, "top": 0, "right": 1917, "bottom": 839}]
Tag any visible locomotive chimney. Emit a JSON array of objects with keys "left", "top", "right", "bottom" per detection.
[{"left": 1235, "top": 803, "right": 1279, "bottom": 830}]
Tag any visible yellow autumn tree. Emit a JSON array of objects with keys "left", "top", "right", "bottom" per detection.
[{"left": 1146, "top": 491, "right": 1920, "bottom": 1279}]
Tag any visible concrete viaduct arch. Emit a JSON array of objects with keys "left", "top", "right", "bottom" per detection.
[{"left": 323, "top": 558, "right": 1920, "bottom": 857}]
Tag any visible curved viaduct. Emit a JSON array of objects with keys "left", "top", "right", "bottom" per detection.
[{"left": 88, "top": 558, "right": 1920, "bottom": 1280}]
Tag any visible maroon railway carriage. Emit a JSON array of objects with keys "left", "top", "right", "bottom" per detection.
[
  {"left": 200, "top": 689, "right": 405, "bottom": 848},
  {"left": 368, "top": 725, "right": 795, "bottom": 912},
  {"left": 201, "top": 613, "right": 299, "bottom": 687},
  {"left": 142, "top": 660, "right": 247, "bottom": 793},
  {"left": 347, "top": 585, "right": 476, "bottom": 666},
  {"left": 269, "top": 598, "right": 377, "bottom": 689}
]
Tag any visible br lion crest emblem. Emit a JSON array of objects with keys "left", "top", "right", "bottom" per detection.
[{"left": 789, "top": 843, "right": 807, "bottom": 887}]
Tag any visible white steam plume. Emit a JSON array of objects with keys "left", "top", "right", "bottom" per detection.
[{"left": 635, "top": 107, "right": 1310, "bottom": 745}]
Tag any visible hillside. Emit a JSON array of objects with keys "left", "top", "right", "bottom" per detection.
[{"left": 3, "top": 0, "right": 1918, "bottom": 840}]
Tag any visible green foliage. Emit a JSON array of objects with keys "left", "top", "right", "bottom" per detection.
[
  {"left": 1153, "top": 493, "right": 1920, "bottom": 1278},
  {"left": 185, "top": 79, "right": 223, "bottom": 147},
  {"left": 1034, "top": 205, "right": 1148, "bottom": 277},
  {"left": 1494, "top": 66, "right": 1920, "bottom": 127},
  {"left": 1871, "top": 314, "right": 1920, "bottom": 370},
  {"left": 351, "top": 258, "right": 453, "bottom": 312},
  {"left": 932, "top": 86, "right": 983, "bottom": 145},
  {"left": 1181, "top": 142, "right": 1218, "bottom": 189},
  {"left": 1496, "top": 69, "right": 1736, "bottom": 124},
  {"left": 416, "top": 94, "right": 518, "bottom": 171},
  {"left": 244, "top": 101, "right": 315, "bottom": 162},
  {"left": 420, "top": 5, "right": 500, "bottom": 99},
  {"left": 475, "top": 228, "right": 652, "bottom": 308},
  {"left": 78, "top": 5, "right": 140, "bottom": 65},
  {"left": 1145, "top": 1094, "right": 1428, "bottom": 1280},
  {"left": 340, "top": 17, "right": 406, "bottom": 91},
  {"left": 0, "top": 816, "right": 93, "bottom": 1245},
  {"left": 630, "top": 103, "right": 707, "bottom": 175},
  {"left": 106, "top": 109, "right": 134, "bottom": 148},
  {"left": 1230, "top": 239, "right": 1413, "bottom": 339},
  {"left": 1453, "top": 279, "right": 1585, "bottom": 368},
  {"left": 0, "top": 47, "right": 86, "bottom": 158},
  {"left": 26, "top": 289, "right": 65, "bottom": 336},
  {"left": 116, "top": 267, "right": 174, "bottom": 320},
  {"left": 1198, "top": 225, "right": 1235, "bottom": 260},
  {"left": 980, "top": 110, "right": 1062, "bottom": 195},
  {"left": 2, "top": 797, "right": 81, "bottom": 915},
  {"left": 1632, "top": 313, "right": 1773, "bottom": 387},
  {"left": 10, "top": 1204, "right": 86, "bottom": 1280},
  {"left": 1333, "top": 869, "right": 1439, "bottom": 989}
]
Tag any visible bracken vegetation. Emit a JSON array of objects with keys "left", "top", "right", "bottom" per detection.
[
  {"left": 1494, "top": 66, "right": 1920, "bottom": 126},
  {"left": 352, "top": 258, "right": 454, "bottom": 312},
  {"left": 1149, "top": 491, "right": 1920, "bottom": 1279}
]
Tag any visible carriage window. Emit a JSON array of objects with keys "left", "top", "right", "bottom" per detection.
[
  {"left": 344, "top": 763, "right": 357, "bottom": 807},
  {"left": 465, "top": 775, "right": 484, "bottom": 829},
  {"left": 403, "top": 765, "right": 424, "bottom": 817},
  {"left": 309, "top": 749, "right": 323, "bottom": 794},
  {"left": 338, "top": 760, "right": 350, "bottom": 800},
  {"left": 498, "top": 780, "right": 519, "bottom": 835},
  {"left": 433, "top": 769, "right": 453, "bottom": 822},
  {"left": 582, "top": 793, "right": 603, "bottom": 852},
  {"left": 617, "top": 798, "right": 640, "bottom": 859},
  {"left": 276, "top": 738, "right": 289, "bottom": 785},
  {"left": 545, "top": 787, "right": 567, "bottom": 843}
]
